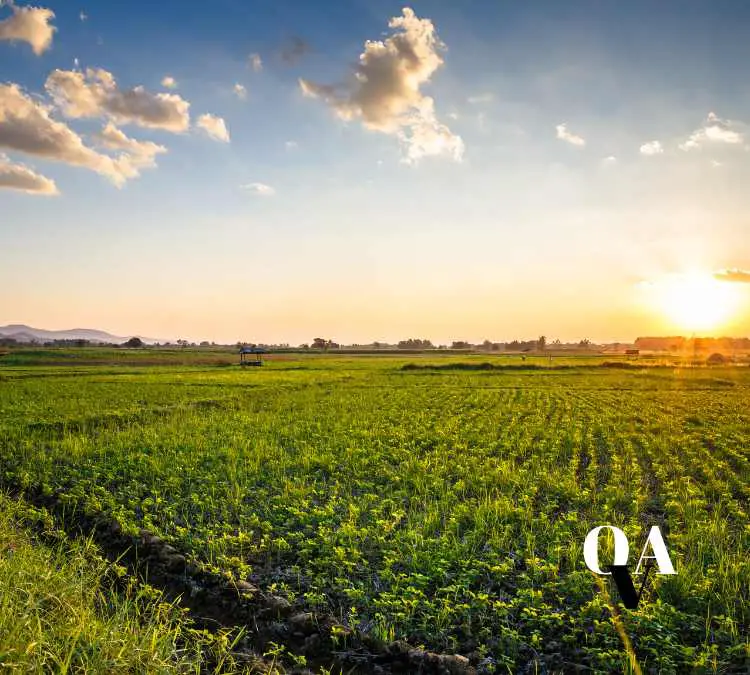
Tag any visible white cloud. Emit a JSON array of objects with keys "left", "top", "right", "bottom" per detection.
[
  {"left": 711, "top": 159, "right": 722, "bottom": 168},
  {"left": 602, "top": 155, "right": 617, "bottom": 165},
  {"left": 45, "top": 68, "right": 191, "bottom": 132},
  {"left": 555, "top": 123, "right": 585, "bottom": 146},
  {"left": 284, "top": 140, "right": 298, "bottom": 150},
  {"left": 299, "top": 7, "right": 463, "bottom": 163},
  {"left": 0, "top": 1, "right": 55, "bottom": 55},
  {"left": 161, "top": 76, "right": 177, "bottom": 89},
  {"left": 232, "top": 83, "right": 247, "bottom": 100},
  {"left": 249, "top": 53, "right": 262, "bottom": 72},
  {"left": 196, "top": 113, "right": 229, "bottom": 142},
  {"left": 79, "top": 10, "right": 87, "bottom": 22},
  {"left": 640, "top": 140, "right": 663, "bottom": 156},
  {"left": 0, "top": 83, "right": 143, "bottom": 186},
  {"left": 0, "top": 153, "right": 57, "bottom": 194},
  {"left": 242, "top": 182, "right": 274, "bottom": 196},
  {"left": 679, "top": 111, "right": 744, "bottom": 151},
  {"left": 94, "top": 122, "right": 166, "bottom": 173}
]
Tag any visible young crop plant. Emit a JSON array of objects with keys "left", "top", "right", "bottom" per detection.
[{"left": 0, "top": 356, "right": 748, "bottom": 671}]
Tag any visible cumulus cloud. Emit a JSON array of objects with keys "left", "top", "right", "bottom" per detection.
[
  {"left": 679, "top": 112, "right": 744, "bottom": 151},
  {"left": 0, "top": 82, "right": 145, "bottom": 186},
  {"left": 555, "top": 123, "right": 585, "bottom": 146},
  {"left": 714, "top": 269, "right": 750, "bottom": 283},
  {"left": 161, "top": 76, "right": 177, "bottom": 89},
  {"left": 196, "top": 113, "right": 229, "bottom": 142},
  {"left": 0, "top": 153, "right": 57, "bottom": 194},
  {"left": 640, "top": 140, "right": 663, "bottom": 156},
  {"left": 242, "top": 182, "right": 274, "bottom": 196},
  {"left": 233, "top": 83, "right": 247, "bottom": 100},
  {"left": 298, "top": 7, "right": 463, "bottom": 163},
  {"left": 94, "top": 122, "right": 166, "bottom": 173},
  {"left": 285, "top": 140, "right": 298, "bottom": 150},
  {"left": 249, "top": 52, "right": 262, "bottom": 72},
  {"left": 0, "top": 1, "right": 55, "bottom": 55},
  {"left": 45, "top": 68, "right": 191, "bottom": 132},
  {"left": 602, "top": 155, "right": 617, "bottom": 165}
]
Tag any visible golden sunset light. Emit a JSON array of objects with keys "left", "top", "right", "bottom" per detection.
[
  {"left": 2, "top": 2, "right": 750, "bottom": 673},
  {"left": 643, "top": 271, "right": 745, "bottom": 333}
]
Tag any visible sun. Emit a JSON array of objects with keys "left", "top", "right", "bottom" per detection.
[{"left": 647, "top": 272, "right": 741, "bottom": 333}]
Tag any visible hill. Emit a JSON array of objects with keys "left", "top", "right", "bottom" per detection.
[{"left": 0, "top": 324, "right": 161, "bottom": 345}]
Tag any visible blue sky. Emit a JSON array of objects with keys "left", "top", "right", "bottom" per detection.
[{"left": 2, "top": 0, "right": 750, "bottom": 344}]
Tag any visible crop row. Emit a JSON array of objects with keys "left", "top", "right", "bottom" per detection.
[{"left": 0, "top": 361, "right": 748, "bottom": 671}]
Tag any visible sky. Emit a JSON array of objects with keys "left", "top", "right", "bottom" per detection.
[{"left": 2, "top": 0, "right": 750, "bottom": 345}]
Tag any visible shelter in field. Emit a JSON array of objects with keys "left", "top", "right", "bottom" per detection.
[{"left": 239, "top": 345, "right": 265, "bottom": 366}]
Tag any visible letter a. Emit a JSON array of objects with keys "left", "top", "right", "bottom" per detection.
[
  {"left": 635, "top": 526, "right": 676, "bottom": 575},
  {"left": 584, "top": 526, "right": 629, "bottom": 575}
]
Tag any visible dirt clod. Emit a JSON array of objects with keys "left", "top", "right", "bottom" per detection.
[{"left": 264, "top": 594, "right": 292, "bottom": 615}]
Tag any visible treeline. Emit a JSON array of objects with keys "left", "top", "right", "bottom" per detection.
[
  {"left": 0, "top": 337, "right": 151, "bottom": 348},
  {"left": 295, "top": 336, "right": 596, "bottom": 352},
  {"left": 635, "top": 336, "right": 750, "bottom": 352},
  {"left": 0, "top": 335, "right": 598, "bottom": 352}
]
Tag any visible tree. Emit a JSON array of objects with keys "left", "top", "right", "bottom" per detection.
[
  {"left": 123, "top": 337, "right": 144, "bottom": 348},
  {"left": 579, "top": 338, "right": 591, "bottom": 348},
  {"left": 397, "top": 338, "right": 433, "bottom": 350},
  {"left": 707, "top": 352, "right": 727, "bottom": 365},
  {"left": 537, "top": 335, "right": 546, "bottom": 351},
  {"left": 312, "top": 338, "right": 327, "bottom": 350}
]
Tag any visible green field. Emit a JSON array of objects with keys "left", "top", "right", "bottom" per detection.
[{"left": 1, "top": 351, "right": 748, "bottom": 673}]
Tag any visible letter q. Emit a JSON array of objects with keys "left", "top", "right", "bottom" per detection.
[{"left": 584, "top": 525, "right": 629, "bottom": 575}]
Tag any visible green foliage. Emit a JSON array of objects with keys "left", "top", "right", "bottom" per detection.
[
  {"left": 0, "top": 354, "right": 748, "bottom": 670},
  {"left": 0, "top": 494, "right": 248, "bottom": 673}
]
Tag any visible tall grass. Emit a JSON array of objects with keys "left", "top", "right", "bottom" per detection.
[{"left": 0, "top": 494, "right": 248, "bottom": 673}]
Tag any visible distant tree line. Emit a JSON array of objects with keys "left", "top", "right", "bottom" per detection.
[
  {"left": 17, "top": 333, "right": 750, "bottom": 354},
  {"left": 285, "top": 336, "right": 596, "bottom": 352},
  {"left": 635, "top": 336, "right": 750, "bottom": 353}
]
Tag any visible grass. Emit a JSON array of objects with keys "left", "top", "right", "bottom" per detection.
[
  {"left": 0, "top": 350, "right": 748, "bottom": 672},
  {"left": 0, "top": 493, "right": 252, "bottom": 673}
]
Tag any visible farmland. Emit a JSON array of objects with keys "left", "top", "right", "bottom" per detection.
[{"left": 0, "top": 350, "right": 748, "bottom": 673}]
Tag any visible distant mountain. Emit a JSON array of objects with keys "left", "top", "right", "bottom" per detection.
[{"left": 0, "top": 324, "right": 162, "bottom": 345}]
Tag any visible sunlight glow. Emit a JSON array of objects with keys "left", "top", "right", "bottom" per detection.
[{"left": 645, "top": 272, "right": 742, "bottom": 332}]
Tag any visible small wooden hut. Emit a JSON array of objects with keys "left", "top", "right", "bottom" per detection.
[{"left": 239, "top": 345, "right": 265, "bottom": 366}]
